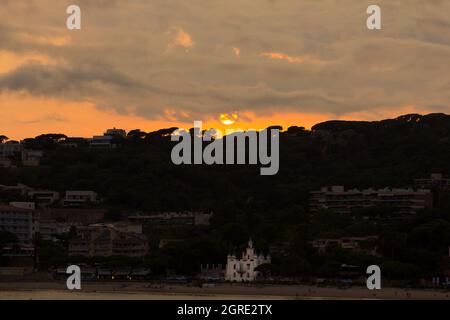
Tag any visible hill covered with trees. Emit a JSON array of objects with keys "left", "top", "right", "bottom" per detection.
[{"left": 1, "top": 113, "right": 450, "bottom": 281}]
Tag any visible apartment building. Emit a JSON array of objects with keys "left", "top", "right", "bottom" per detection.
[
  {"left": 310, "top": 236, "right": 379, "bottom": 255},
  {"left": 69, "top": 224, "right": 148, "bottom": 257},
  {"left": 89, "top": 128, "right": 126, "bottom": 149},
  {"left": 310, "top": 186, "right": 433, "bottom": 215},
  {"left": 0, "top": 204, "right": 35, "bottom": 245}
]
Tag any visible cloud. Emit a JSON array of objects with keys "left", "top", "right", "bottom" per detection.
[
  {"left": 167, "top": 27, "right": 194, "bottom": 52},
  {"left": 232, "top": 47, "right": 241, "bottom": 57},
  {"left": 19, "top": 113, "right": 69, "bottom": 124},
  {"left": 260, "top": 52, "right": 328, "bottom": 65},
  {"left": 0, "top": 62, "right": 143, "bottom": 97},
  {"left": 1, "top": 0, "right": 450, "bottom": 128}
]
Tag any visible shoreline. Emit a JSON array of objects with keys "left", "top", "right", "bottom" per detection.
[{"left": 0, "top": 282, "right": 449, "bottom": 300}]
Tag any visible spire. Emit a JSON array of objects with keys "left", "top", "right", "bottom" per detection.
[{"left": 248, "top": 238, "right": 253, "bottom": 249}]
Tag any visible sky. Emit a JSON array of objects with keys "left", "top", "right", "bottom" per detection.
[{"left": 0, "top": 0, "right": 450, "bottom": 140}]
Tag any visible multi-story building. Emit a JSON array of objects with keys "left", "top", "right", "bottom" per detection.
[
  {"left": 69, "top": 224, "right": 148, "bottom": 257},
  {"left": 0, "top": 204, "right": 35, "bottom": 245},
  {"left": 309, "top": 186, "right": 433, "bottom": 215},
  {"left": 38, "top": 208, "right": 105, "bottom": 224},
  {"left": 63, "top": 191, "right": 98, "bottom": 207},
  {"left": 89, "top": 128, "right": 126, "bottom": 149},
  {"left": 225, "top": 239, "right": 271, "bottom": 282},
  {"left": 310, "top": 236, "right": 379, "bottom": 255},
  {"left": 36, "top": 219, "right": 76, "bottom": 241},
  {"left": 129, "top": 211, "right": 213, "bottom": 228}
]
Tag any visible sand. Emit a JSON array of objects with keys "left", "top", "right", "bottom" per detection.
[{"left": 0, "top": 282, "right": 449, "bottom": 300}]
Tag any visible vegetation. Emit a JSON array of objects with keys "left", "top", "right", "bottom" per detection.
[{"left": 1, "top": 113, "right": 450, "bottom": 280}]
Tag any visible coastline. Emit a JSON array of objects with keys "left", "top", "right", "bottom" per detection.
[{"left": 0, "top": 282, "right": 449, "bottom": 300}]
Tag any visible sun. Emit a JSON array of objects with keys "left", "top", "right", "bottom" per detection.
[{"left": 219, "top": 112, "right": 238, "bottom": 125}]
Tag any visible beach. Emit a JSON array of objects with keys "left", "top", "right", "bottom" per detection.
[{"left": 0, "top": 282, "right": 449, "bottom": 300}]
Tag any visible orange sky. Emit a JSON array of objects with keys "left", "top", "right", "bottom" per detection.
[{"left": 0, "top": 91, "right": 431, "bottom": 140}]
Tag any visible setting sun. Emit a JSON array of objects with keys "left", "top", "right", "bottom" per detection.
[{"left": 219, "top": 113, "right": 238, "bottom": 125}]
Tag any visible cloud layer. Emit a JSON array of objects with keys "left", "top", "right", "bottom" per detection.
[{"left": 1, "top": 0, "right": 450, "bottom": 127}]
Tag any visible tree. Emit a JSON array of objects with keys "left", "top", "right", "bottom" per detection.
[
  {"left": 0, "top": 135, "right": 8, "bottom": 143},
  {"left": 104, "top": 209, "right": 122, "bottom": 222},
  {"left": 35, "top": 133, "right": 67, "bottom": 142},
  {"left": 127, "top": 129, "right": 147, "bottom": 140}
]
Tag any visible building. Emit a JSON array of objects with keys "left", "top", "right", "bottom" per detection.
[
  {"left": 104, "top": 128, "right": 127, "bottom": 137},
  {"left": 21, "top": 149, "right": 43, "bottom": 166},
  {"left": 89, "top": 135, "right": 114, "bottom": 149},
  {"left": 129, "top": 212, "right": 213, "bottom": 228},
  {"left": 69, "top": 224, "right": 148, "bottom": 257},
  {"left": 0, "top": 183, "right": 33, "bottom": 197},
  {"left": 89, "top": 223, "right": 143, "bottom": 234},
  {"left": 89, "top": 128, "right": 126, "bottom": 149},
  {"left": 8, "top": 202, "right": 35, "bottom": 210},
  {"left": 38, "top": 208, "right": 105, "bottom": 224},
  {"left": 28, "top": 190, "right": 60, "bottom": 207},
  {"left": 59, "top": 137, "right": 87, "bottom": 148},
  {"left": 36, "top": 218, "right": 77, "bottom": 241},
  {"left": 414, "top": 173, "right": 450, "bottom": 191},
  {"left": 225, "top": 239, "right": 271, "bottom": 282},
  {"left": 0, "top": 142, "right": 23, "bottom": 157},
  {"left": 309, "top": 186, "right": 433, "bottom": 215},
  {"left": 0, "top": 204, "right": 35, "bottom": 245},
  {"left": 63, "top": 191, "right": 98, "bottom": 207},
  {"left": 310, "top": 236, "right": 379, "bottom": 255}
]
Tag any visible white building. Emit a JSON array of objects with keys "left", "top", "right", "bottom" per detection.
[{"left": 225, "top": 239, "right": 271, "bottom": 282}]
